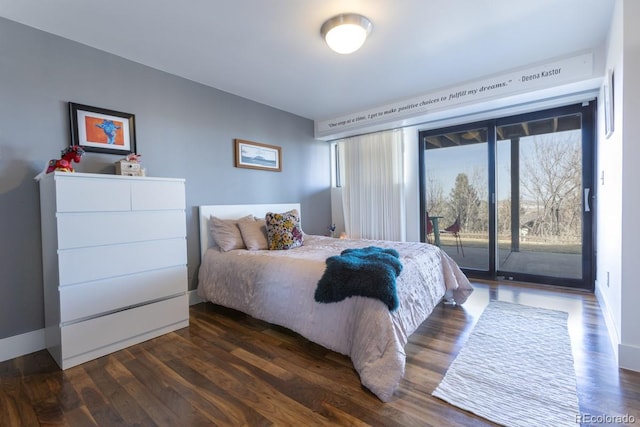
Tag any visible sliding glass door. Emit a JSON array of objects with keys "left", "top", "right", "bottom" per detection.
[
  {"left": 421, "top": 125, "right": 491, "bottom": 272},
  {"left": 419, "top": 102, "right": 595, "bottom": 289}
]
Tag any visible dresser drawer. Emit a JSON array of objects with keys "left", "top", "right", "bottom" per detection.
[
  {"left": 58, "top": 238, "right": 187, "bottom": 285},
  {"left": 55, "top": 176, "right": 131, "bottom": 212},
  {"left": 59, "top": 265, "right": 187, "bottom": 323},
  {"left": 131, "top": 180, "right": 185, "bottom": 211},
  {"left": 60, "top": 294, "right": 188, "bottom": 366},
  {"left": 57, "top": 211, "right": 186, "bottom": 249}
]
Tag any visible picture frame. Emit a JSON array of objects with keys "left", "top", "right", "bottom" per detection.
[
  {"left": 234, "top": 139, "right": 282, "bottom": 172},
  {"left": 604, "top": 68, "right": 614, "bottom": 138},
  {"left": 69, "top": 102, "right": 137, "bottom": 155}
]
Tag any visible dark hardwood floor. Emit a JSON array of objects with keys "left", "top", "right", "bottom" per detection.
[{"left": 2, "top": 281, "right": 639, "bottom": 426}]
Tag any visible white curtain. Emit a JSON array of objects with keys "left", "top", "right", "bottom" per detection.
[{"left": 338, "top": 129, "right": 405, "bottom": 241}]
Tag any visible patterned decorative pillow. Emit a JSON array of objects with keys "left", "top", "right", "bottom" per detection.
[{"left": 265, "top": 209, "right": 304, "bottom": 250}]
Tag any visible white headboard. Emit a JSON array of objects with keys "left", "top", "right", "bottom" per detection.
[{"left": 199, "top": 203, "right": 301, "bottom": 259}]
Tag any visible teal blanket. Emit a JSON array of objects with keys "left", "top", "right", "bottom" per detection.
[{"left": 314, "top": 246, "right": 403, "bottom": 311}]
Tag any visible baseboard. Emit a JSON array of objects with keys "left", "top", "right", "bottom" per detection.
[
  {"left": 595, "top": 286, "right": 640, "bottom": 372},
  {"left": 0, "top": 329, "right": 46, "bottom": 363},
  {"left": 2, "top": 291, "right": 203, "bottom": 363},
  {"left": 188, "top": 289, "right": 204, "bottom": 305},
  {"left": 619, "top": 343, "right": 640, "bottom": 372},
  {"left": 595, "top": 284, "right": 620, "bottom": 361}
]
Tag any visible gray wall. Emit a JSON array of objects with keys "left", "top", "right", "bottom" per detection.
[{"left": 0, "top": 18, "right": 331, "bottom": 340}]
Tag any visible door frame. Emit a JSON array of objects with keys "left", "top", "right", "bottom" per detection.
[{"left": 419, "top": 101, "right": 596, "bottom": 290}]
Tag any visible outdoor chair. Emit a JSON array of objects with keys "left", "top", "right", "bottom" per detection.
[{"left": 443, "top": 216, "right": 464, "bottom": 256}]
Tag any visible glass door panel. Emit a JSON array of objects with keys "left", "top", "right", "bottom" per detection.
[
  {"left": 423, "top": 127, "right": 489, "bottom": 271},
  {"left": 420, "top": 101, "right": 595, "bottom": 289},
  {"left": 496, "top": 114, "right": 583, "bottom": 280}
]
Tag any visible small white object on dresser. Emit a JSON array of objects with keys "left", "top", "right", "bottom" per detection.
[{"left": 38, "top": 171, "right": 189, "bottom": 369}]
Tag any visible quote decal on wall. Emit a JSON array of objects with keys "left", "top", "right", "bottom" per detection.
[{"left": 315, "top": 53, "right": 594, "bottom": 138}]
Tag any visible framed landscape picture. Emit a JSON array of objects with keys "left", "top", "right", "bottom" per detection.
[
  {"left": 234, "top": 139, "right": 282, "bottom": 172},
  {"left": 69, "top": 102, "right": 137, "bottom": 155}
]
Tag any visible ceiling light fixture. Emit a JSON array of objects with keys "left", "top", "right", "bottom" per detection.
[{"left": 320, "top": 13, "right": 372, "bottom": 54}]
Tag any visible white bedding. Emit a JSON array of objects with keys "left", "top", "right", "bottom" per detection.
[{"left": 197, "top": 234, "right": 472, "bottom": 402}]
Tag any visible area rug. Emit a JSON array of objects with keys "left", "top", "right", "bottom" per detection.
[{"left": 432, "top": 301, "right": 579, "bottom": 427}]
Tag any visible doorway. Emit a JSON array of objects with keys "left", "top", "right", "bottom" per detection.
[{"left": 419, "top": 102, "right": 595, "bottom": 290}]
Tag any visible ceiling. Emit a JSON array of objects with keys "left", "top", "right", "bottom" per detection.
[
  {"left": 425, "top": 115, "right": 582, "bottom": 150},
  {"left": 0, "top": 0, "right": 615, "bottom": 122}
]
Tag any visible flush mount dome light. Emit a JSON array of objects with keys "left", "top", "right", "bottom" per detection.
[{"left": 321, "top": 13, "right": 372, "bottom": 54}]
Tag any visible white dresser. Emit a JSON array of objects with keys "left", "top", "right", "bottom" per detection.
[{"left": 39, "top": 172, "right": 189, "bottom": 369}]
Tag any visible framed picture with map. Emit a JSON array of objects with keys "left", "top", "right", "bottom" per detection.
[{"left": 69, "top": 102, "right": 136, "bottom": 155}]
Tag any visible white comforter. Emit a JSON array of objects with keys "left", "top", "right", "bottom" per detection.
[{"left": 197, "top": 235, "right": 472, "bottom": 402}]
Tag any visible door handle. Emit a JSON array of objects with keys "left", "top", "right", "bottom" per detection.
[{"left": 584, "top": 188, "right": 591, "bottom": 212}]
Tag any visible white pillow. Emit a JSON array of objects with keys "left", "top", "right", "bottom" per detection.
[
  {"left": 238, "top": 218, "right": 268, "bottom": 250},
  {"left": 209, "top": 214, "right": 254, "bottom": 251}
]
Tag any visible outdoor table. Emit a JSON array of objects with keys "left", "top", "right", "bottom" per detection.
[{"left": 430, "top": 216, "right": 443, "bottom": 246}]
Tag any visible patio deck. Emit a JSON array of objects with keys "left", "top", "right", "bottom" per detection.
[{"left": 439, "top": 242, "right": 582, "bottom": 279}]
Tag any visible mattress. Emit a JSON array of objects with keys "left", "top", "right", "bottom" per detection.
[{"left": 197, "top": 234, "right": 472, "bottom": 401}]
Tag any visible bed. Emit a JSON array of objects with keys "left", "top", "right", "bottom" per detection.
[{"left": 197, "top": 203, "right": 473, "bottom": 402}]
